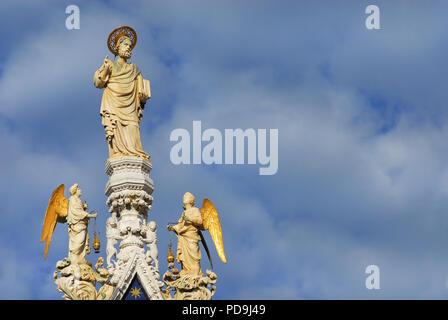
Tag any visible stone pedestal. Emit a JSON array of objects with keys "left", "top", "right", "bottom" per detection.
[
  {"left": 105, "top": 157, "right": 163, "bottom": 300},
  {"left": 162, "top": 268, "right": 217, "bottom": 300}
]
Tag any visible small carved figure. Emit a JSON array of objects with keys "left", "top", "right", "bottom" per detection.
[
  {"left": 143, "top": 221, "right": 159, "bottom": 271},
  {"left": 105, "top": 212, "right": 121, "bottom": 269}
]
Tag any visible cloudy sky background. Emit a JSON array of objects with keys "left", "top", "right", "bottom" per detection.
[{"left": 1, "top": 0, "right": 448, "bottom": 299}]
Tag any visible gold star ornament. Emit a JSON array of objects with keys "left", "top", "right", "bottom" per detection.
[{"left": 130, "top": 286, "right": 142, "bottom": 299}]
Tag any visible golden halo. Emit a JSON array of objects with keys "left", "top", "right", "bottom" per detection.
[{"left": 107, "top": 26, "right": 137, "bottom": 56}]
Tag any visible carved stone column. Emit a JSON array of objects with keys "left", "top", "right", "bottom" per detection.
[{"left": 105, "top": 157, "right": 163, "bottom": 300}]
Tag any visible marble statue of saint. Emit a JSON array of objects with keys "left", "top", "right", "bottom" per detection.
[{"left": 94, "top": 26, "right": 151, "bottom": 160}]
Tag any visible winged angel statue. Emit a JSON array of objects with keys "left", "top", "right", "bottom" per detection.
[
  {"left": 167, "top": 192, "right": 227, "bottom": 276},
  {"left": 41, "top": 184, "right": 97, "bottom": 265}
]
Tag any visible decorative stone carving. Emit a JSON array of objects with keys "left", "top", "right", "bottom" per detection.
[
  {"left": 106, "top": 212, "right": 120, "bottom": 269},
  {"left": 162, "top": 264, "right": 217, "bottom": 300},
  {"left": 110, "top": 250, "right": 164, "bottom": 300},
  {"left": 105, "top": 157, "right": 163, "bottom": 300},
  {"left": 53, "top": 257, "right": 113, "bottom": 300},
  {"left": 142, "top": 220, "right": 159, "bottom": 273}
]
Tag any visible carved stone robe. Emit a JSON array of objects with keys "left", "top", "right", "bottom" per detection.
[
  {"left": 172, "top": 207, "right": 203, "bottom": 276},
  {"left": 94, "top": 59, "right": 150, "bottom": 160}
]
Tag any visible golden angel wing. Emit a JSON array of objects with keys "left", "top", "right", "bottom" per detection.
[
  {"left": 40, "top": 184, "right": 69, "bottom": 261},
  {"left": 200, "top": 199, "right": 227, "bottom": 264}
]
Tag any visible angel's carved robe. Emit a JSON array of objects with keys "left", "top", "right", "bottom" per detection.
[
  {"left": 94, "top": 60, "right": 150, "bottom": 160},
  {"left": 67, "top": 195, "right": 91, "bottom": 265},
  {"left": 172, "top": 207, "right": 203, "bottom": 276}
]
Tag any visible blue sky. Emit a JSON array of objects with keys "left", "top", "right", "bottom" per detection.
[{"left": 2, "top": 0, "right": 448, "bottom": 299}]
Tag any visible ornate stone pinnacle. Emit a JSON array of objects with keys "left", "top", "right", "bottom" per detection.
[{"left": 105, "top": 157, "right": 163, "bottom": 300}]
